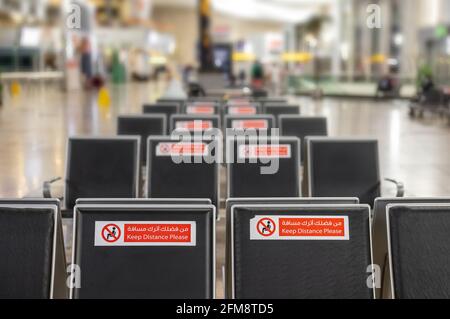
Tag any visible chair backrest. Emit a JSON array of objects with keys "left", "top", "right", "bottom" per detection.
[
  {"left": 256, "top": 97, "right": 287, "bottom": 105},
  {"left": 156, "top": 98, "right": 186, "bottom": 108},
  {"left": 65, "top": 137, "right": 140, "bottom": 209},
  {"left": 184, "top": 102, "right": 220, "bottom": 115},
  {"left": 0, "top": 199, "right": 67, "bottom": 299},
  {"left": 117, "top": 115, "right": 166, "bottom": 165},
  {"left": 142, "top": 104, "right": 180, "bottom": 132},
  {"left": 372, "top": 197, "right": 450, "bottom": 299},
  {"left": 170, "top": 115, "right": 220, "bottom": 133},
  {"left": 224, "top": 197, "right": 360, "bottom": 298},
  {"left": 263, "top": 105, "right": 300, "bottom": 126},
  {"left": 280, "top": 116, "right": 328, "bottom": 163},
  {"left": 147, "top": 136, "right": 220, "bottom": 208},
  {"left": 305, "top": 138, "right": 380, "bottom": 206},
  {"left": 387, "top": 203, "right": 450, "bottom": 299},
  {"left": 227, "top": 137, "right": 300, "bottom": 198},
  {"left": 71, "top": 202, "right": 215, "bottom": 299},
  {"left": 230, "top": 204, "right": 373, "bottom": 299}
]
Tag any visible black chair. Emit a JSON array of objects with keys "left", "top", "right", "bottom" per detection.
[
  {"left": 0, "top": 199, "right": 67, "bottom": 299},
  {"left": 117, "top": 115, "right": 166, "bottom": 165},
  {"left": 143, "top": 104, "right": 180, "bottom": 133},
  {"left": 147, "top": 136, "right": 220, "bottom": 209},
  {"left": 224, "top": 197, "right": 360, "bottom": 298},
  {"left": 185, "top": 102, "right": 220, "bottom": 115},
  {"left": 229, "top": 203, "right": 373, "bottom": 298},
  {"left": 61, "top": 137, "right": 140, "bottom": 211},
  {"left": 71, "top": 202, "right": 215, "bottom": 299},
  {"left": 170, "top": 115, "right": 221, "bottom": 132},
  {"left": 387, "top": 203, "right": 450, "bottom": 299},
  {"left": 227, "top": 137, "right": 300, "bottom": 198},
  {"left": 305, "top": 138, "right": 403, "bottom": 206},
  {"left": 372, "top": 197, "right": 450, "bottom": 299},
  {"left": 409, "top": 88, "right": 443, "bottom": 118},
  {"left": 279, "top": 116, "right": 328, "bottom": 163},
  {"left": 263, "top": 104, "right": 300, "bottom": 126}
]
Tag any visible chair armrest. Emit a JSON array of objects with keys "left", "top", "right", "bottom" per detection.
[
  {"left": 384, "top": 178, "right": 405, "bottom": 197},
  {"left": 43, "top": 177, "right": 62, "bottom": 198}
]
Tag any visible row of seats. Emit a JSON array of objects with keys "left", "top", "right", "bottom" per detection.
[
  {"left": 2, "top": 198, "right": 450, "bottom": 299},
  {"left": 2, "top": 95, "right": 433, "bottom": 299},
  {"left": 409, "top": 88, "right": 450, "bottom": 122},
  {"left": 53, "top": 135, "right": 391, "bottom": 212}
]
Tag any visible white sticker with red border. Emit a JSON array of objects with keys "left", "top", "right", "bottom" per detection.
[
  {"left": 228, "top": 106, "right": 257, "bottom": 115},
  {"left": 95, "top": 221, "right": 196, "bottom": 246},
  {"left": 231, "top": 119, "right": 268, "bottom": 129},
  {"left": 175, "top": 120, "right": 213, "bottom": 131},
  {"left": 250, "top": 216, "right": 349, "bottom": 240},
  {"left": 156, "top": 142, "right": 208, "bottom": 156},
  {"left": 186, "top": 106, "right": 215, "bottom": 115},
  {"left": 238, "top": 144, "right": 291, "bottom": 159}
]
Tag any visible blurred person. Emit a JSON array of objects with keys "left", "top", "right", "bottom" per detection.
[
  {"left": 78, "top": 37, "right": 93, "bottom": 89},
  {"left": 270, "top": 62, "right": 281, "bottom": 95},
  {"left": 421, "top": 74, "right": 434, "bottom": 94},
  {"left": 376, "top": 73, "right": 397, "bottom": 98},
  {"left": 238, "top": 69, "right": 247, "bottom": 86},
  {"left": 130, "top": 49, "right": 151, "bottom": 82},
  {"left": 251, "top": 59, "right": 265, "bottom": 89},
  {"left": 161, "top": 64, "right": 187, "bottom": 99}
]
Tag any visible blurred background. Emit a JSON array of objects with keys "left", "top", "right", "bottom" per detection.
[{"left": 0, "top": 0, "right": 449, "bottom": 98}]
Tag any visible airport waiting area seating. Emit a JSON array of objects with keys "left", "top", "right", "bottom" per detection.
[
  {"left": 117, "top": 114, "right": 166, "bottom": 165},
  {"left": 227, "top": 203, "right": 374, "bottom": 298},
  {"left": 146, "top": 136, "right": 220, "bottom": 209},
  {"left": 0, "top": 199, "right": 67, "bottom": 299},
  {"left": 279, "top": 116, "right": 328, "bottom": 163},
  {"left": 71, "top": 200, "right": 216, "bottom": 299},
  {"left": 304, "top": 137, "right": 404, "bottom": 206},
  {"left": 224, "top": 197, "right": 360, "bottom": 298},
  {"left": 43, "top": 137, "right": 141, "bottom": 215},
  {"left": 143, "top": 103, "right": 180, "bottom": 133},
  {"left": 7, "top": 94, "right": 450, "bottom": 300},
  {"left": 386, "top": 203, "right": 450, "bottom": 299},
  {"left": 372, "top": 197, "right": 450, "bottom": 299},
  {"left": 226, "top": 136, "right": 300, "bottom": 198},
  {"left": 263, "top": 104, "right": 300, "bottom": 126}
]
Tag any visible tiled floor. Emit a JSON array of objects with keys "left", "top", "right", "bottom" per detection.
[{"left": 1, "top": 82, "right": 449, "bottom": 298}]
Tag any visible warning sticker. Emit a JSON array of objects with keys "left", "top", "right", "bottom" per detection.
[
  {"left": 95, "top": 221, "right": 196, "bottom": 246},
  {"left": 228, "top": 106, "right": 257, "bottom": 115},
  {"left": 231, "top": 119, "right": 268, "bottom": 129},
  {"left": 250, "top": 216, "right": 349, "bottom": 240},
  {"left": 175, "top": 120, "right": 213, "bottom": 131},
  {"left": 156, "top": 142, "right": 208, "bottom": 156},
  {"left": 186, "top": 106, "right": 215, "bottom": 115},
  {"left": 238, "top": 144, "right": 292, "bottom": 159}
]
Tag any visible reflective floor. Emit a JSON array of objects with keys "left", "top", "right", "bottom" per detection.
[{"left": 1, "top": 82, "right": 449, "bottom": 297}]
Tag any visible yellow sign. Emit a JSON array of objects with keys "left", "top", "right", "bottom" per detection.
[
  {"left": 281, "top": 52, "right": 313, "bottom": 63},
  {"left": 232, "top": 52, "right": 256, "bottom": 62},
  {"left": 370, "top": 54, "right": 386, "bottom": 64}
]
